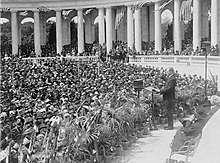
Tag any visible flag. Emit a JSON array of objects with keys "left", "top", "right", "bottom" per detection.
[
  {"left": 114, "top": 7, "right": 126, "bottom": 29},
  {"left": 158, "top": 0, "right": 173, "bottom": 11},
  {"left": 19, "top": 10, "right": 28, "bottom": 16},
  {"left": 37, "top": 6, "right": 50, "bottom": 12},
  {"left": 62, "top": 9, "right": 73, "bottom": 19},
  {"left": 83, "top": 8, "right": 93, "bottom": 15},
  {"left": 179, "top": 0, "right": 193, "bottom": 22}
]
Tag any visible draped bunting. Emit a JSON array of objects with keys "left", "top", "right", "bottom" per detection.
[
  {"left": 179, "top": 0, "right": 193, "bottom": 22},
  {"left": 62, "top": 8, "right": 93, "bottom": 20},
  {"left": 131, "top": 1, "right": 152, "bottom": 11},
  {"left": 158, "top": 0, "right": 173, "bottom": 11},
  {"left": 83, "top": 8, "right": 93, "bottom": 15},
  {"left": 114, "top": 6, "right": 126, "bottom": 29},
  {"left": 19, "top": 10, "right": 28, "bottom": 16},
  {"left": 37, "top": 6, "right": 50, "bottom": 12},
  {"left": 62, "top": 9, "right": 73, "bottom": 19}
]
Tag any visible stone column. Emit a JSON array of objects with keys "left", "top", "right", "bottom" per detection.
[
  {"left": 127, "top": 5, "right": 134, "bottom": 50},
  {"left": 11, "top": 11, "right": 19, "bottom": 55},
  {"left": 134, "top": 8, "right": 142, "bottom": 53},
  {"left": 56, "top": 10, "right": 63, "bottom": 54},
  {"left": 154, "top": 2, "right": 162, "bottom": 52},
  {"left": 174, "top": 0, "right": 182, "bottom": 52},
  {"left": 106, "top": 7, "right": 113, "bottom": 53},
  {"left": 34, "top": 10, "right": 41, "bottom": 57},
  {"left": 98, "top": 7, "right": 105, "bottom": 46},
  {"left": 211, "top": 0, "right": 219, "bottom": 47},
  {"left": 193, "top": 0, "right": 201, "bottom": 50},
  {"left": 77, "top": 9, "right": 84, "bottom": 54}
]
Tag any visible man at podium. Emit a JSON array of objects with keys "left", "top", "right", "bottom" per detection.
[{"left": 155, "top": 67, "right": 177, "bottom": 130}]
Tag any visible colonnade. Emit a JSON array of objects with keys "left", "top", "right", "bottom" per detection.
[{"left": 2, "top": 0, "right": 220, "bottom": 56}]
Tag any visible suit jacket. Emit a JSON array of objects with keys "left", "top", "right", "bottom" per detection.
[
  {"left": 183, "top": 118, "right": 207, "bottom": 138},
  {"left": 171, "top": 118, "right": 207, "bottom": 152},
  {"left": 160, "top": 74, "right": 176, "bottom": 101}
]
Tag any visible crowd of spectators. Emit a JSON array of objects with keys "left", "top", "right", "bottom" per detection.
[
  {"left": 1, "top": 38, "right": 220, "bottom": 59},
  {"left": 1, "top": 54, "right": 218, "bottom": 154}
]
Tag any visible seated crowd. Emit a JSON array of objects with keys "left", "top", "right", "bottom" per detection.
[{"left": 1, "top": 53, "right": 218, "bottom": 153}]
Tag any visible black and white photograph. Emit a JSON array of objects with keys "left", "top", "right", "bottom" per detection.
[{"left": 0, "top": 0, "right": 220, "bottom": 162}]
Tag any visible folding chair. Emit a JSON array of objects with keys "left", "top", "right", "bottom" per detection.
[{"left": 166, "top": 133, "right": 202, "bottom": 163}]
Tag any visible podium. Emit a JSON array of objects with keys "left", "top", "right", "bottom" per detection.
[
  {"left": 133, "top": 79, "right": 144, "bottom": 98},
  {"left": 144, "top": 86, "right": 160, "bottom": 130}
]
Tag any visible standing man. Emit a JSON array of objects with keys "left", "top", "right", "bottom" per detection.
[{"left": 160, "top": 67, "right": 177, "bottom": 130}]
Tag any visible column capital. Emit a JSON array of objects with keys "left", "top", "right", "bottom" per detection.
[
  {"left": 55, "top": 9, "right": 62, "bottom": 12},
  {"left": 10, "top": 9, "right": 18, "bottom": 13},
  {"left": 32, "top": 9, "right": 39, "bottom": 13},
  {"left": 154, "top": 1, "right": 161, "bottom": 5},
  {"left": 97, "top": 7, "right": 105, "bottom": 10},
  {"left": 105, "top": 6, "right": 112, "bottom": 9},
  {"left": 76, "top": 8, "right": 83, "bottom": 11}
]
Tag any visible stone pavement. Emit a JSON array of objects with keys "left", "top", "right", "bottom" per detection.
[{"left": 111, "top": 121, "right": 183, "bottom": 163}]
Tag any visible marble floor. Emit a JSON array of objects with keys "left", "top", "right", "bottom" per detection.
[{"left": 111, "top": 121, "right": 182, "bottom": 163}]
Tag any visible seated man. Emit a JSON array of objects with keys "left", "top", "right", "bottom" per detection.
[{"left": 171, "top": 101, "right": 211, "bottom": 152}]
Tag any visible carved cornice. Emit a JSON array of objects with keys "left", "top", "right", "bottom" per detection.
[{"left": 1, "top": 0, "right": 159, "bottom": 11}]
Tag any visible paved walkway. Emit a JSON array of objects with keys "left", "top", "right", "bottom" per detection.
[{"left": 111, "top": 121, "right": 182, "bottom": 163}]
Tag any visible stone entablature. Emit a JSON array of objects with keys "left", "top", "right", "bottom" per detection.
[{"left": 1, "top": 0, "right": 160, "bottom": 10}]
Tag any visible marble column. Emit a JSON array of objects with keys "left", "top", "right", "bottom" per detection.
[
  {"left": 106, "top": 7, "right": 113, "bottom": 53},
  {"left": 134, "top": 8, "right": 142, "bottom": 53},
  {"left": 211, "top": 0, "right": 219, "bottom": 47},
  {"left": 127, "top": 5, "right": 134, "bottom": 50},
  {"left": 34, "top": 10, "right": 41, "bottom": 57},
  {"left": 11, "top": 11, "right": 19, "bottom": 55},
  {"left": 154, "top": 2, "right": 162, "bottom": 52},
  {"left": 193, "top": 0, "right": 201, "bottom": 50},
  {"left": 77, "top": 9, "right": 84, "bottom": 54},
  {"left": 174, "top": 0, "right": 182, "bottom": 52},
  {"left": 98, "top": 7, "right": 105, "bottom": 46},
  {"left": 56, "top": 10, "right": 63, "bottom": 54}
]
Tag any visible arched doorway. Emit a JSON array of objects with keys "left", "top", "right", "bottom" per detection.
[
  {"left": 0, "top": 18, "right": 11, "bottom": 56},
  {"left": 46, "top": 17, "right": 56, "bottom": 52},
  {"left": 20, "top": 17, "right": 34, "bottom": 45},
  {"left": 19, "top": 17, "right": 34, "bottom": 57},
  {"left": 161, "top": 9, "right": 173, "bottom": 49},
  {"left": 94, "top": 15, "right": 106, "bottom": 44},
  {"left": 70, "top": 16, "right": 85, "bottom": 47}
]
